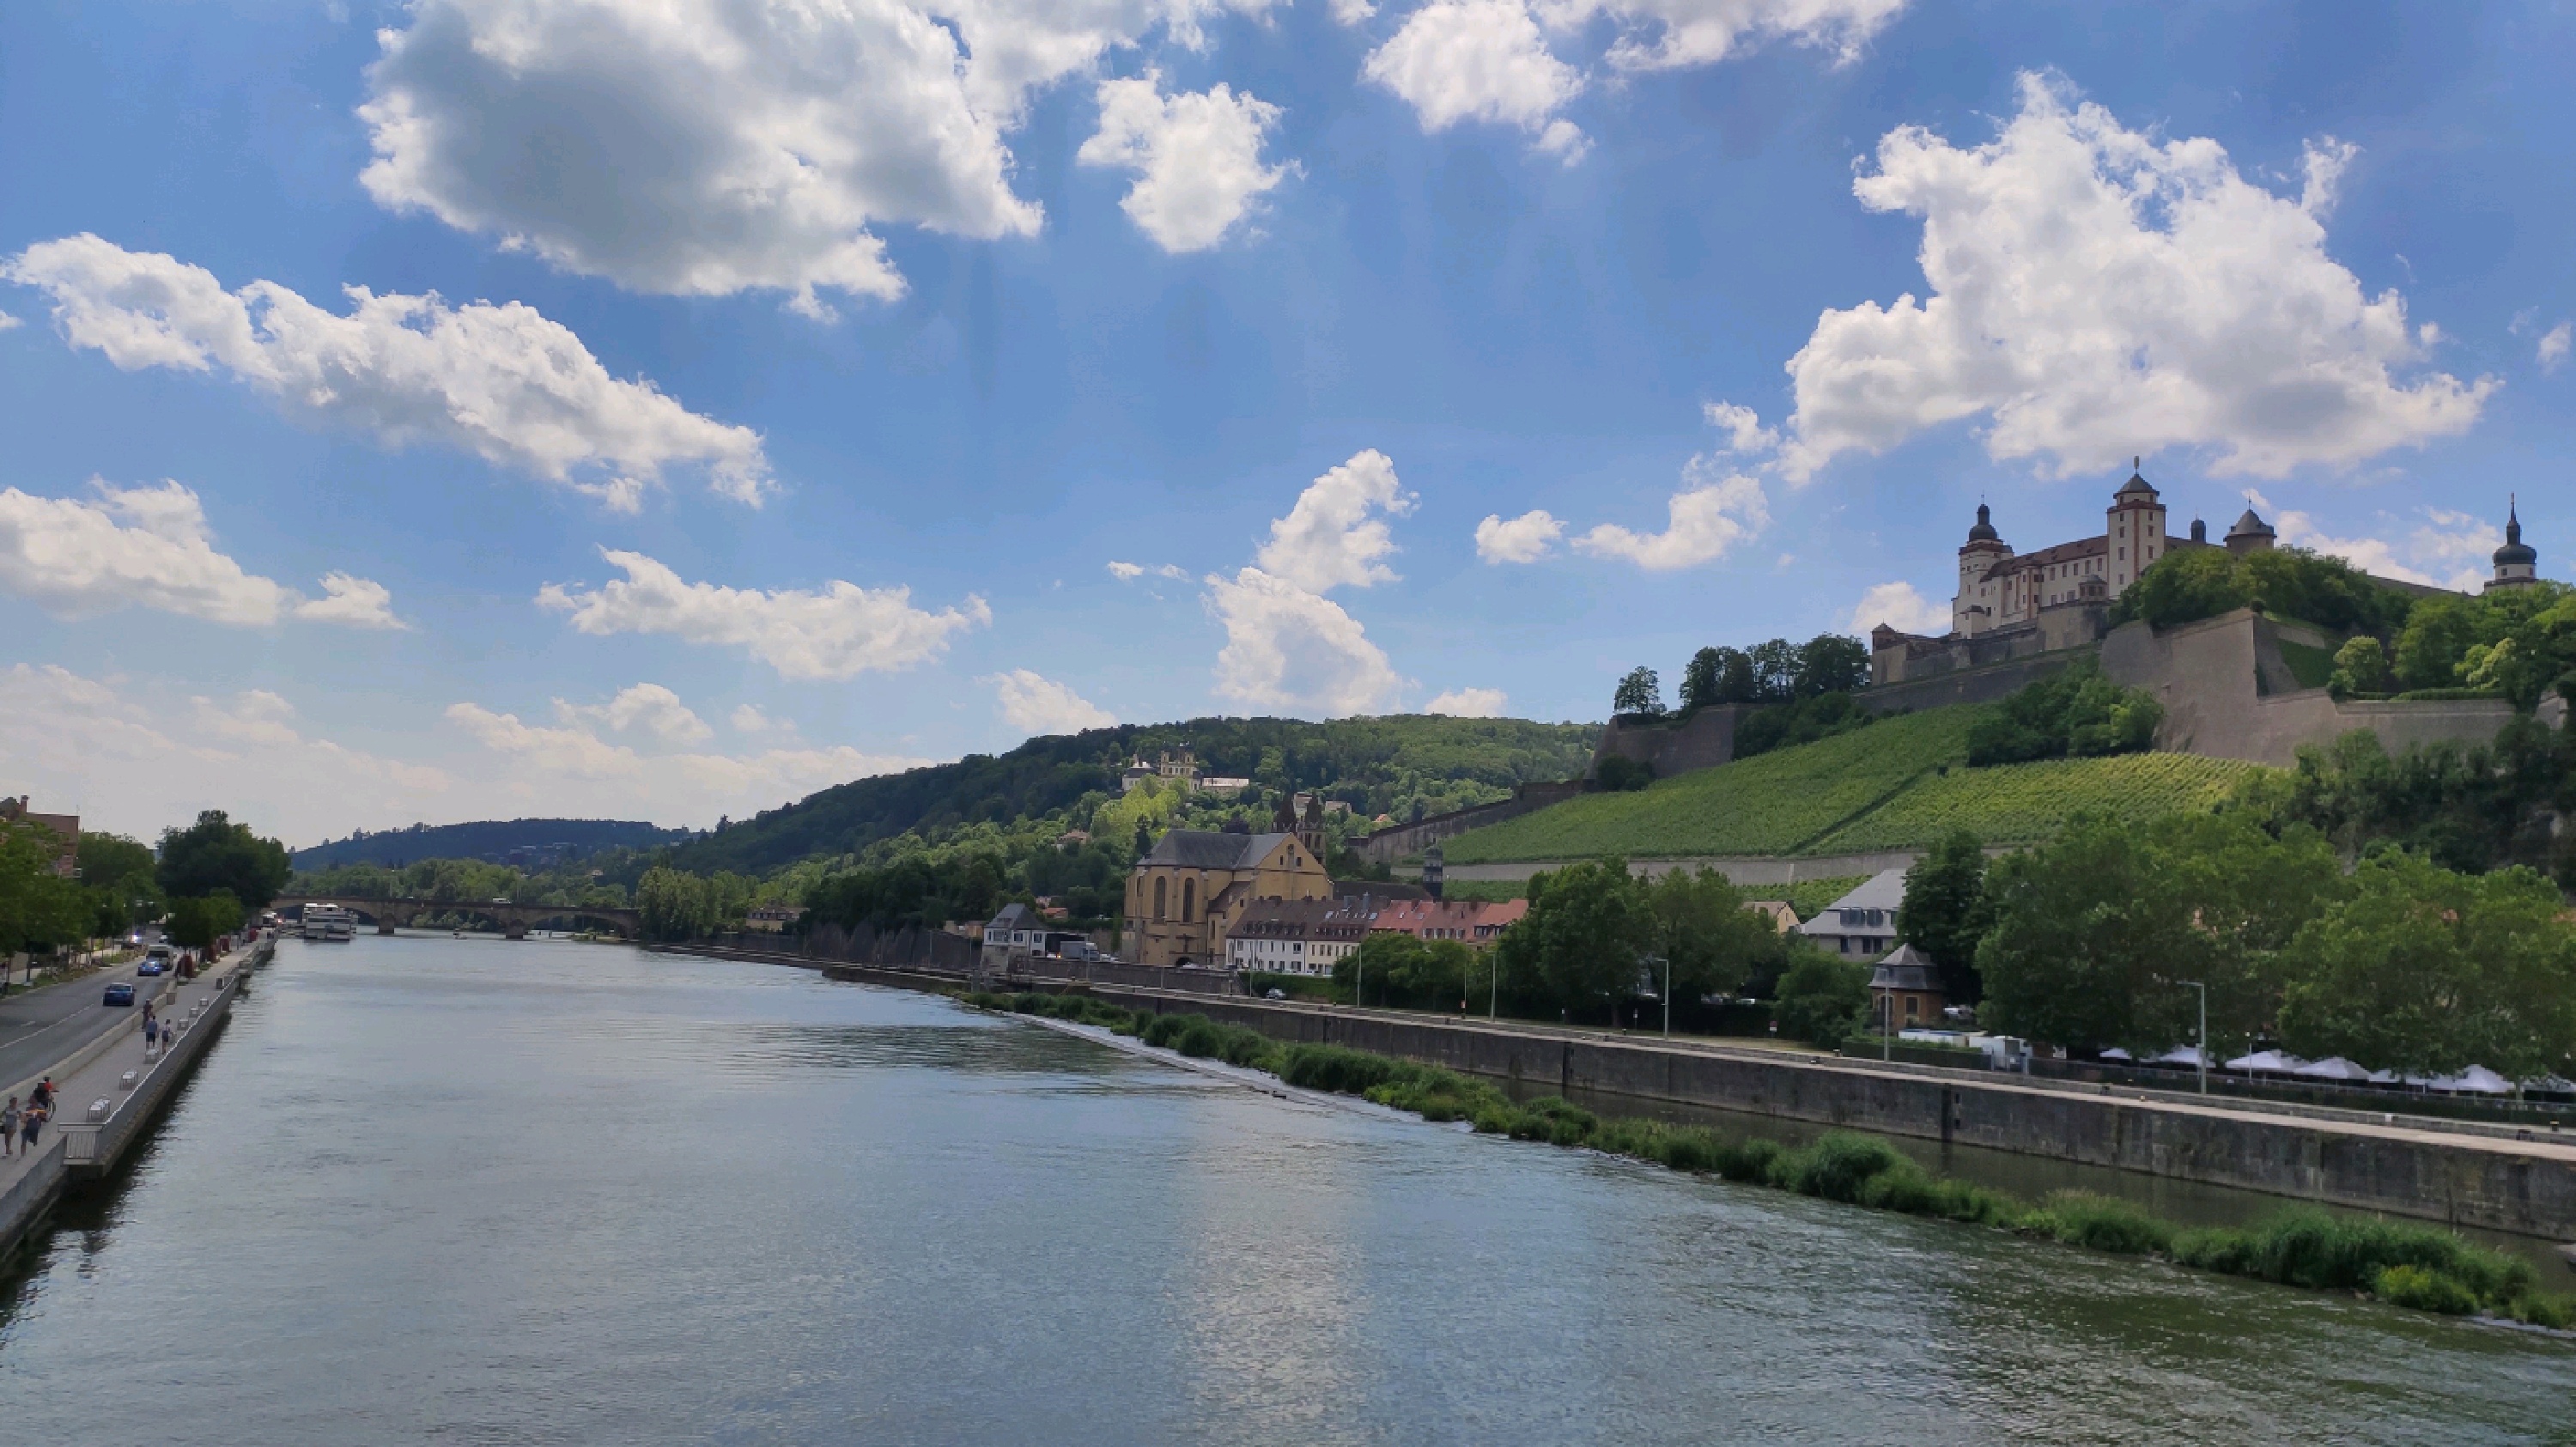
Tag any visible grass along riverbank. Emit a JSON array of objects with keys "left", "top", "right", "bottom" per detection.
[{"left": 966, "top": 991, "right": 2576, "bottom": 1334}]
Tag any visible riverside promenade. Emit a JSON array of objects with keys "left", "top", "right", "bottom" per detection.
[{"left": 0, "top": 936, "right": 266, "bottom": 1264}]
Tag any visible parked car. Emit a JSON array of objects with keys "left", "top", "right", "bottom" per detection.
[
  {"left": 137, "top": 958, "right": 167, "bottom": 977},
  {"left": 1265, "top": 988, "right": 1286, "bottom": 1000},
  {"left": 103, "top": 982, "right": 137, "bottom": 1006}
]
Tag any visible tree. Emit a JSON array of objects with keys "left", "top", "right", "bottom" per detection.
[
  {"left": 2277, "top": 852, "right": 2576, "bottom": 1080},
  {"left": 1642, "top": 867, "right": 1777, "bottom": 1009},
  {"left": 1613, "top": 666, "right": 1664, "bottom": 717},
  {"left": 156, "top": 811, "right": 291, "bottom": 911},
  {"left": 2330, "top": 635, "right": 2391, "bottom": 696},
  {"left": 0, "top": 822, "right": 89, "bottom": 960},
  {"left": 1491, "top": 859, "right": 1653, "bottom": 1022},
  {"left": 166, "top": 891, "right": 243, "bottom": 949},
  {"left": 1965, "top": 655, "right": 2162, "bottom": 766},
  {"left": 1678, "top": 648, "right": 1722, "bottom": 713},
  {"left": 1978, "top": 813, "right": 2343, "bottom": 1055},
  {"left": 1774, "top": 951, "right": 1868, "bottom": 1047},
  {"left": 1592, "top": 755, "right": 1655, "bottom": 792},
  {"left": 1336, "top": 932, "right": 1473, "bottom": 1010},
  {"left": 1898, "top": 830, "right": 1990, "bottom": 1004},
  {"left": 1746, "top": 639, "right": 1799, "bottom": 702},
  {"left": 1792, "top": 633, "right": 1870, "bottom": 697}
]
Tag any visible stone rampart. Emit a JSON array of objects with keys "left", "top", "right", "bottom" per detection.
[
  {"left": 2101, "top": 611, "right": 2518, "bottom": 768},
  {"left": 1073, "top": 992, "right": 2576, "bottom": 1239},
  {"left": 1588, "top": 706, "right": 1745, "bottom": 781},
  {"left": 1352, "top": 781, "right": 1585, "bottom": 865},
  {"left": 1853, "top": 651, "right": 2083, "bottom": 714}
]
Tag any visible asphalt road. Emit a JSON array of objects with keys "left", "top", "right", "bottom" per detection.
[{"left": 0, "top": 952, "right": 173, "bottom": 1093}]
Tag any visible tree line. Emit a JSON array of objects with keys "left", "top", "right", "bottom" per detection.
[{"left": 1, "top": 809, "right": 291, "bottom": 962}]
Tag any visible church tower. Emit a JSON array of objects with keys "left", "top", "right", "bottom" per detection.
[{"left": 2488, "top": 496, "right": 2539, "bottom": 592}]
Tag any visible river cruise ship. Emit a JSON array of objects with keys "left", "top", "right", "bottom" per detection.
[{"left": 300, "top": 903, "right": 357, "bottom": 942}]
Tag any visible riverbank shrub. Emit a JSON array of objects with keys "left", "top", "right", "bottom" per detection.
[{"left": 963, "top": 993, "right": 2576, "bottom": 1333}]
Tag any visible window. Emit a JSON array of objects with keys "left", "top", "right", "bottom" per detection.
[
  {"left": 1152, "top": 876, "right": 1167, "bottom": 921},
  {"left": 1182, "top": 878, "right": 1196, "bottom": 921}
]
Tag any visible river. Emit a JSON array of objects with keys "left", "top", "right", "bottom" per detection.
[{"left": 0, "top": 935, "right": 2568, "bottom": 1445}]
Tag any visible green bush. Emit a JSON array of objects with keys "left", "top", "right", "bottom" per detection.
[
  {"left": 2373, "top": 1265, "right": 2478, "bottom": 1316},
  {"left": 1777, "top": 1132, "right": 1911, "bottom": 1202},
  {"left": 2032, "top": 1192, "right": 2172, "bottom": 1255}
]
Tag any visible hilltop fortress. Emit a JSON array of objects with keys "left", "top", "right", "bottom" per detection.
[{"left": 1867, "top": 464, "right": 2506, "bottom": 688}]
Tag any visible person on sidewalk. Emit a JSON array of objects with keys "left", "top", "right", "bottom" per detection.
[
  {"left": 20, "top": 1103, "right": 41, "bottom": 1152},
  {"left": 143, "top": 1002, "right": 159, "bottom": 1049},
  {"left": 0, "top": 1097, "right": 16, "bottom": 1158},
  {"left": 29, "top": 1076, "right": 53, "bottom": 1113}
]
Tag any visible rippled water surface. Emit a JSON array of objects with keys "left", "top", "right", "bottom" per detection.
[{"left": 2, "top": 936, "right": 2569, "bottom": 1445}]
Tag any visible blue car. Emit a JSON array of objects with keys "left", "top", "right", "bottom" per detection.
[
  {"left": 103, "top": 982, "right": 137, "bottom": 1006},
  {"left": 137, "top": 959, "right": 167, "bottom": 977}
]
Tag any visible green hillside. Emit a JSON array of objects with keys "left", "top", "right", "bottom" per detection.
[
  {"left": 1440, "top": 704, "right": 2276, "bottom": 864},
  {"left": 672, "top": 714, "right": 1599, "bottom": 877},
  {"left": 1807, "top": 752, "right": 2266, "bottom": 853},
  {"left": 1441, "top": 708, "right": 1982, "bottom": 864}
]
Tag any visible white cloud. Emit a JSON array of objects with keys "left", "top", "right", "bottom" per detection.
[
  {"left": 1474, "top": 508, "right": 1565, "bottom": 563},
  {"left": 556, "top": 682, "right": 713, "bottom": 745},
  {"left": 3, "top": 234, "right": 769, "bottom": 507},
  {"left": 1592, "top": 0, "right": 1907, "bottom": 71},
  {"left": 447, "top": 697, "right": 928, "bottom": 824},
  {"left": 356, "top": 0, "right": 1279, "bottom": 312},
  {"left": 1573, "top": 465, "right": 1767, "bottom": 570},
  {"left": 1079, "top": 72, "right": 1294, "bottom": 252},
  {"left": 538, "top": 549, "right": 989, "bottom": 681},
  {"left": 295, "top": 573, "right": 407, "bottom": 630},
  {"left": 1205, "top": 566, "right": 1406, "bottom": 715},
  {"left": 1255, "top": 448, "right": 1415, "bottom": 592},
  {"left": 1329, "top": 0, "right": 1377, "bottom": 21},
  {"left": 1425, "top": 686, "right": 1509, "bottom": 717},
  {"left": 1777, "top": 74, "right": 2494, "bottom": 483},
  {"left": 0, "top": 665, "right": 929, "bottom": 843},
  {"left": 987, "top": 668, "right": 1118, "bottom": 736},
  {"left": 1364, "top": 0, "right": 1901, "bottom": 159},
  {"left": 1364, "top": 1, "right": 1586, "bottom": 158},
  {"left": 730, "top": 703, "right": 779, "bottom": 735},
  {"left": 2539, "top": 322, "right": 2572, "bottom": 374},
  {"left": 0, "top": 479, "right": 399, "bottom": 629},
  {"left": 1703, "top": 399, "right": 1777, "bottom": 454},
  {"left": 1850, "top": 580, "right": 1947, "bottom": 635},
  {"left": 1107, "top": 560, "right": 1147, "bottom": 580},
  {"left": 0, "top": 665, "right": 453, "bottom": 844},
  {"left": 0, "top": 309, "right": 20, "bottom": 331},
  {"left": 2246, "top": 490, "right": 2499, "bottom": 593}
]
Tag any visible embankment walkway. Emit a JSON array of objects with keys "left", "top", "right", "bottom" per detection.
[{"left": 0, "top": 937, "right": 264, "bottom": 1262}]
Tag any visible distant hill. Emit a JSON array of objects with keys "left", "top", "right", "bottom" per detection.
[
  {"left": 1440, "top": 705, "right": 2266, "bottom": 865},
  {"left": 668, "top": 715, "right": 1601, "bottom": 878},
  {"left": 292, "top": 818, "right": 696, "bottom": 870}
]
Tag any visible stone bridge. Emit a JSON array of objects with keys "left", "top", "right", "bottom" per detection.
[{"left": 275, "top": 896, "right": 641, "bottom": 940}]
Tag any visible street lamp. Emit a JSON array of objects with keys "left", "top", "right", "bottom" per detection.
[
  {"left": 2177, "top": 980, "right": 2208, "bottom": 1095},
  {"left": 1648, "top": 953, "right": 1671, "bottom": 1037}
]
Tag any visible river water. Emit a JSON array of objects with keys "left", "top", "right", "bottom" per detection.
[{"left": 1, "top": 936, "right": 2569, "bottom": 1445}]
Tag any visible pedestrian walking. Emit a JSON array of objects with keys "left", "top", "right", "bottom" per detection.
[
  {"left": 21, "top": 1103, "right": 41, "bottom": 1152},
  {"left": 0, "top": 1097, "right": 17, "bottom": 1158}
]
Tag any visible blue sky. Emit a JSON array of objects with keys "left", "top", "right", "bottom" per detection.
[{"left": 3, "top": 0, "right": 2572, "bottom": 844}]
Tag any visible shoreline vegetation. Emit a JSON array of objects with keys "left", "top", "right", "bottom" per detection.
[{"left": 963, "top": 990, "right": 2576, "bottom": 1335}]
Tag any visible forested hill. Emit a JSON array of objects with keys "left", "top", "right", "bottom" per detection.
[
  {"left": 292, "top": 818, "right": 696, "bottom": 869},
  {"left": 667, "top": 715, "right": 1601, "bottom": 878}
]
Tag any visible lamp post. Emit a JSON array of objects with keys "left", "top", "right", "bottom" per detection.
[
  {"left": 2178, "top": 980, "right": 2208, "bottom": 1095},
  {"left": 1652, "top": 953, "right": 1671, "bottom": 1037}
]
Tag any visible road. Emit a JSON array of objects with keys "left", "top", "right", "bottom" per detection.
[{"left": 0, "top": 954, "right": 173, "bottom": 1093}]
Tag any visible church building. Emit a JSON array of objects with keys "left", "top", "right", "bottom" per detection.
[{"left": 1123, "top": 828, "right": 1330, "bottom": 968}]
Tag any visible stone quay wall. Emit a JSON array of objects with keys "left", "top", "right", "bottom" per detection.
[{"left": 1075, "top": 991, "right": 2576, "bottom": 1241}]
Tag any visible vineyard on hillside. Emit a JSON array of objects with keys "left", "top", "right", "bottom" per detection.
[
  {"left": 1439, "top": 708, "right": 1982, "bottom": 864},
  {"left": 1438, "top": 703, "right": 2277, "bottom": 865},
  {"left": 1807, "top": 752, "right": 2270, "bottom": 854}
]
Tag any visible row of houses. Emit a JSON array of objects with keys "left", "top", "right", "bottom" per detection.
[{"left": 1218, "top": 895, "right": 1530, "bottom": 976}]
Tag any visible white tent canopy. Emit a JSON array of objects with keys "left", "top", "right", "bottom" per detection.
[
  {"left": 2149, "top": 1045, "right": 2209, "bottom": 1067},
  {"left": 2099, "top": 1047, "right": 2135, "bottom": 1062},
  {"left": 2226, "top": 1049, "right": 2307, "bottom": 1073},
  {"left": 2293, "top": 1056, "right": 2374, "bottom": 1081}
]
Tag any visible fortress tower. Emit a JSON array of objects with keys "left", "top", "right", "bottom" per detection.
[{"left": 2488, "top": 496, "right": 2539, "bottom": 592}]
